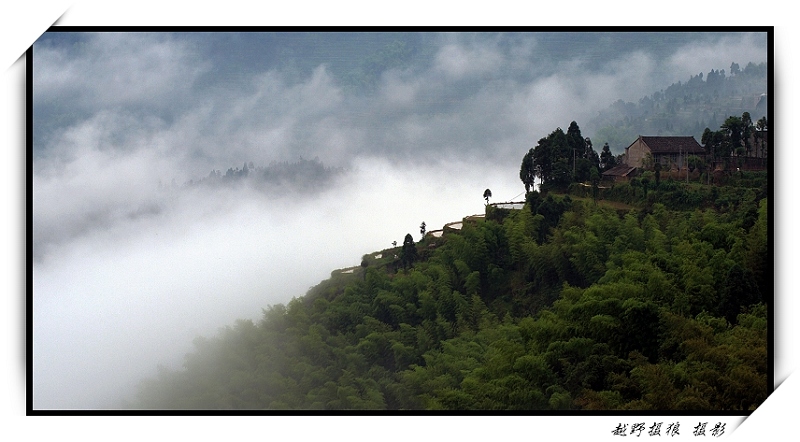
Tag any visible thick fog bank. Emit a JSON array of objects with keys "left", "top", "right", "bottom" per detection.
[{"left": 32, "top": 156, "right": 521, "bottom": 409}]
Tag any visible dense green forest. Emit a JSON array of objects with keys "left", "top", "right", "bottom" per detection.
[{"left": 132, "top": 159, "right": 769, "bottom": 410}]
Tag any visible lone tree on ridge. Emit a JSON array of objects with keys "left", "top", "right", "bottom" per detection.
[{"left": 401, "top": 233, "right": 418, "bottom": 269}]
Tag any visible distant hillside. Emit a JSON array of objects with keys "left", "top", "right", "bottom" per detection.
[
  {"left": 588, "top": 62, "right": 768, "bottom": 154},
  {"left": 178, "top": 157, "right": 347, "bottom": 194}
]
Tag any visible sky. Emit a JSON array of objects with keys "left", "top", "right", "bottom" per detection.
[{"left": 29, "top": 31, "right": 770, "bottom": 410}]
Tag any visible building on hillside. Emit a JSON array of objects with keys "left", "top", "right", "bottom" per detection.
[
  {"left": 601, "top": 164, "right": 638, "bottom": 182},
  {"left": 625, "top": 136, "right": 705, "bottom": 170}
]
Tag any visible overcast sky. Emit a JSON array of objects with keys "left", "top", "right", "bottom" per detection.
[{"left": 31, "top": 31, "right": 768, "bottom": 409}]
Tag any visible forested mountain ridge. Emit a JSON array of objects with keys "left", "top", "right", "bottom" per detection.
[
  {"left": 131, "top": 169, "right": 769, "bottom": 411},
  {"left": 170, "top": 157, "right": 347, "bottom": 194},
  {"left": 588, "top": 61, "right": 767, "bottom": 154}
]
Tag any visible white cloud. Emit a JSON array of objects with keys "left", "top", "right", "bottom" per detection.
[
  {"left": 35, "top": 33, "right": 209, "bottom": 115},
  {"left": 433, "top": 40, "right": 505, "bottom": 80},
  {"left": 379, "top": 69, "right": 421, "bottom": 108}
]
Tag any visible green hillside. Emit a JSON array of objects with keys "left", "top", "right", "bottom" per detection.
[{"left": 131, "top": 171, "right": 769, "bottom": 411}]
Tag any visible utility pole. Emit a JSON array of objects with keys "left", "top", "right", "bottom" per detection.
[{"left": 685, "top": 144, "right": 690, "bottom": 184}]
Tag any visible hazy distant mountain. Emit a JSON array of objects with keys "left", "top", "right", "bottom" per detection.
[
  {"left": 181, "top": 157, "right": 346, "bottom": 194},
  {"left": 587, "top": 61, "right": 768, "bottom": 154}
]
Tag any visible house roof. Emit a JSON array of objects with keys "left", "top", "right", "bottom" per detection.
[
  {"left": 630, "top": 136, "right": 705, "bottom": 154},
  {"left": 602, "top": 164, "right": 637, "bottom": 177}
]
